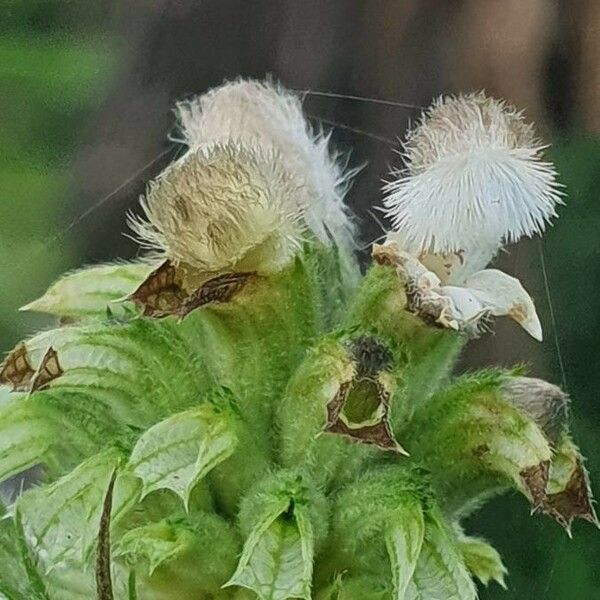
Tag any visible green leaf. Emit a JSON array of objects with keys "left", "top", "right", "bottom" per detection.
[
  {"left": 0, "top": 515, "right": 46, "bottom": 600},
  {"left": 385, "top": 501, "right": 425, "bottom": 600},
  {"left": 128, "top": 405, "right": 238, "bottom": 508},
  {"left": 0, "top": 398, "right": 59, "bottom": 483},
  {"left": 225, "top": 500, "right": 314, "bottom": 600},
  {"left": 457, "top": 535, "right": 507, "bottom": 588},
  {"left": 1, "top": 509, "right": 127, "bottom": 600},
  {"left": 16, "top": 448, "right": 140, "bottom": 571},
  {"left": 13, "top": 511, "right": 49, "bottom": 600},
  {"left": 20, "top": 262, "right": 152, "bottom": 320},
  {"left": 116, "top": 512, "right": 240, "bottom": 598},
  {"left": 407, "top": 515, "right": 476, "bottom": 600},
  {"left": 116, "top": 521, "right": 193, "bottom": 576}
]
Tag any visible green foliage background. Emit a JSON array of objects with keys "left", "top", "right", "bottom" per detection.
[
  {"left": 1, "top": 2, "right": 598, "bottom": 598},
  {"left": 467, "top": 138, "right": 600, "bottom": 599},
  {"left": 0, "top": 1, "right": 114, "bottom": 350}
]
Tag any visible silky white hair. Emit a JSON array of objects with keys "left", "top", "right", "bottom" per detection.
[
  {"left": 175, "top": 78, "right": 356, "bottom": 245},
  {"left": 383, "top": 92, "right": 563, "bottom": 255},
  {"left": 129, "top": 141, "right": 306, "bottom": 274}
]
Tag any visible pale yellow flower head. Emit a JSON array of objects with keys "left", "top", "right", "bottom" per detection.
[{"left": 129, "top": 141, "right": 305, "bottom": 274}]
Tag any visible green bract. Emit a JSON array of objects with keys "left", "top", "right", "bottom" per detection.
[{"left": 0, "top": 238, "right": 595, "bottom": 600}]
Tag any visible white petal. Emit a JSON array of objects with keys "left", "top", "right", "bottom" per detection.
[
  {"left": 438, "top": 286, "right": 487, "bottom": 323},
  {"left": 465, "top": 269, "right": 543, "bottom": 341},
  {"left": 374, "top": 242, "right": 543, "bottom": 340}
]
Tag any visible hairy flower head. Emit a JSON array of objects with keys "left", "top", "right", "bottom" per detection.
[
  {"left": 128, "top": 141, "right": 305, "bottom": 274},
  {"left": 175, "top": 79, "right": 355, "bottom": 244},
  {"left": 383, "top": 92, "right": 563, "bottom": 257}
]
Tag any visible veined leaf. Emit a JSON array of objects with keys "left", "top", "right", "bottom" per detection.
[
  {"left": 0, "top": 515, "right": 46, "bottom": 600},
  {"left": 0, "top": 503, "right": 128, "bottom": 600},
  {"left": 407, "top": 515, "right": 476, "bottom": 600},
  {"left": 385, "top": 500, "right": 425, "bottom": 600},
  {"left": 225, "top": 499, "right": 314, "bottom": 600},
  {"left": 128, "top": 404, "right": 238, "bottom": 508},
  {"left": 16, "top": 448, "right": 140, "bottom": 571},
  {"left": 20, "top": 262, "right": 153, "bottom": 320}
]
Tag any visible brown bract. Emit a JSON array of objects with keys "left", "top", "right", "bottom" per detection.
[
  {"left": 521, "top": 461, "right": 551, "bottom": 510},
  {"left": 0, "top": 342, "right": 35, "bottom": 391},
  {"left": 31, "top": 347, "right": 64, "bottom": 392},
  {"left": 521, "top": 454, "right": 598, "bottom": 532},
  {"left": 127, "top": 260, "right": 255, "bottom": 319},
  {"left": 543, "top": 458, "right": 599, "bottom": 533},
  {"left": 0, "top": 344, "right": 63, "bottom": 392},
  {"left": 323, "top": 337, "right": 408, "bottom": 455}
]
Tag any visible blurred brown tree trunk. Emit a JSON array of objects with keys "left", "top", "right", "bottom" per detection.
[
  {"left": 575, "top": 0, "right": 600, "bottom": 133},
  {"left": 450, "top": 0, "right": 557, "bottom": 129}
]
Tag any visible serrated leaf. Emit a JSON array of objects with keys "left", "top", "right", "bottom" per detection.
[
  {"left": 17, "top": 448, "right": 140, "bottom": 571},
  {"left": 20, "top": 262, "right": 153, "bottom": 320},
  {"left": 128, "top": 405, "right": 237, "bottom": 508},
  {"left": 13, "top": 511, "right": 50, "bottom": 600},
  {"left": 458, "top": 535, "right": 507, "bottom": 588},
  {"left": 385, "top": 500, "right": 425, "bottom": 600},
  {"left": 225, "top": 500, "right": 314, "bottom": 600},
  {"left": 0, "top": 509, "right": 127, "bottom": 600}
]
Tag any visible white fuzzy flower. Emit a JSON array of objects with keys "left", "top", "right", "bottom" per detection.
[
  {"left": 129, "top": 141, "right": 306, "bottom": 275},
  {"left": 175, "top": 78, "right": 355, "bottom": 245},
  {"left": 377, "top": 93, "right": 564, "bottom": 340},
  {"left": 383, "top": 92, "right": 563, "bottom": 256}
]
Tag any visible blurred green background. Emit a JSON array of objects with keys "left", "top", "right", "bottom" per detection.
[{"left": 1, "top": 1, "right": 599, "bottom": 598}]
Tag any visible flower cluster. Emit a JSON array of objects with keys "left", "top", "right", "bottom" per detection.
[{"left": 0, "top": 79, "right": 592, "bottom": 600}]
